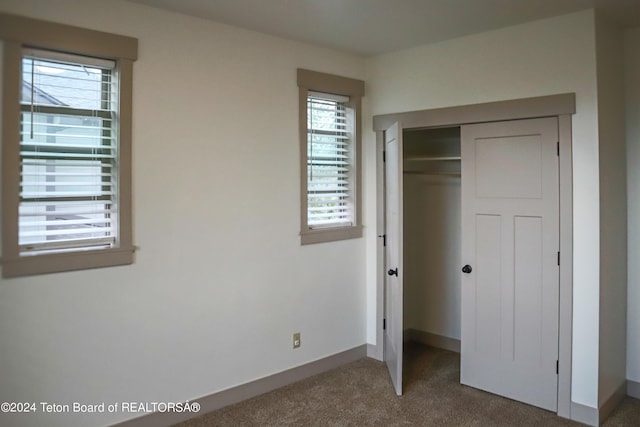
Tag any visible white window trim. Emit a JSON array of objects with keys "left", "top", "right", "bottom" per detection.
[
  {"left": 0, "top": 13, "right": 138, "bottom": 277},
  {"left": 297, "top": 69, "right": 365, "bottom": 245}
]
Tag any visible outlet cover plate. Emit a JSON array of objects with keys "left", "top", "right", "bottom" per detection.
[{"left": 293, "top": 332, "right": 301, "bottom": 349}]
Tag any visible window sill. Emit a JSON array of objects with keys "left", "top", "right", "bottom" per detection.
[
  {"left": 1, "top": 246, "right": 135, "bottom": 278},
  {"left": 301, "top": 226, "right": 363, "bottom": 245}
]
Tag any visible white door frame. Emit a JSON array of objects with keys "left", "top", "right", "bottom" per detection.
[{"left": 372, "top": 93, "right": 575, "bottom": 418}]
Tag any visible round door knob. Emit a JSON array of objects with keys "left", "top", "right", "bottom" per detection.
[
  {"left": 388, "top": 268, "right": 398, "bottom": 276},
  {"left": 462, "top": 265, "right": 472, "bottom": 274}
]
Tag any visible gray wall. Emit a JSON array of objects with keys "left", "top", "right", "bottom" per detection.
[{"left": 625, "top": 26, "right": 640, "bottom": 387}]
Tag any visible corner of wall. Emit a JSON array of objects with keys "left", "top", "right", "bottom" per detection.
[
  {"left": 366, "top": 343, "right": 383, "bottom": 361},
  {"left": 598, "top": 381, "right": 627, "bottom": 424},
  {"left": 628, "top": 379, "right": 640, "bottom": 399},
  {"left": 594, "top": 10, "right": 628, "bottom": 406},
  {"left": 624, "top": 26, "right": 640, "bottom": 386}
]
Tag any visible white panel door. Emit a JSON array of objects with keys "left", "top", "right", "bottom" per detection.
[
  {"left": 460, "top": 117, "right": 560, "bottom": 411},
  {"left": 384, "top": 122, "right": 403, "bottom": 396}
]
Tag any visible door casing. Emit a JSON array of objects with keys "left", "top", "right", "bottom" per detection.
[{"left": 372, "top": 93, "right": 575, "bottom": 418}]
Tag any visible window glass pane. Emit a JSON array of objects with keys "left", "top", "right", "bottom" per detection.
[
  {"left": 21, "top": 57, "right": 112, "bottom": 110},
  {"left": 307, "top": 95, "right": 353, "bottom": 228},
  {"left": 19, "top": 53, "right": 117, "bottom": 255},
  {"left": 21, "top": 112, "right": 113, "bottom": 148}
]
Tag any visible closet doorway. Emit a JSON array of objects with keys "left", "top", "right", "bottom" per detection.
[
  {"left": 374, "top": 94, "right": 575, "bottom": 417},
  {"left": 384, "top": 125, "right": 462, "bottom": 397},
  {"left": 403, "top": 126, "right": 462, "bottom": 352}
]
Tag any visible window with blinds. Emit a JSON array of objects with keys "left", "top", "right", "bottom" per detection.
[
  {"left": 19, "top": 50, "right": 118, "bottom": 255},
  {"left": 306, "top": 91, "right": 354, "bottom": 229}
]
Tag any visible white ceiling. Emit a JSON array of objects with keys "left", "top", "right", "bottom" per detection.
[{"left": 125, "top": 0, "right": 640, "bottom": 56}]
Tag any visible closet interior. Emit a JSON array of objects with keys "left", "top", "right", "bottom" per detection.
[{"left": 403, "top": 126, "right": 462, "bottom": 354}]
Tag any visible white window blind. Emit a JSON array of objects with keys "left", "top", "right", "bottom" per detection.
[
  {"left": 19, "top": 49, "right": 119, "bottom": 255},
  {"left": 307, "top": 91, "right": 354, "bottom": 228}
]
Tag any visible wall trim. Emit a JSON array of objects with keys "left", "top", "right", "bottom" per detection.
[
  {"left": 0, "top": 13, "right": 137, "bottom": 60},
  {"left": 570, "top": 402, "right": 599, "bottom": 426},
  {"left": 367, "top": 343, "right": 383, "bottom": 361},
  {"left": 406, "top": 329, "right": 461, "bottom": 353},
  {"left": 629, "top": 380, "right": 640, "bottom": 399},
  {"left": 113, "top": 345, "right": 367, "bottom": 427},
  {"left": 373, "top": 93, "right": 576, "bottom": 131},
  {"left": 598, "top": 381, "right": 627, "bottom": 424},
  {"left": 374, "top": 130, "right": 385, "bottom": 365},
  {"left": 557, "top": 114, "right": 574, "bottom": 419},
  {"left": 569, "top": 381, "right": 628, "bottom": 427}
]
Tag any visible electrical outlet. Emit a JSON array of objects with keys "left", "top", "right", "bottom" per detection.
[{"left": 293, "top": 332, "right": 301, "bottom": 349}]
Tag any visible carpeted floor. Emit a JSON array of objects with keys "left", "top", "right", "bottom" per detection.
[{"left": 175, "top": 343, "right": 640, "bottom": 426}]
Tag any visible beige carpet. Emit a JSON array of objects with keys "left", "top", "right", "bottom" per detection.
[{"left": 175, "top": 343, "right": 640, "bottom": 426}]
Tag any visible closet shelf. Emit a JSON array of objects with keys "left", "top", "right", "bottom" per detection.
[
  {"left": 404, "top": 156, "right": 461, "bottom": 161},
  {"left": 404, "top": 171, "right": 461, "bottom": 176}
]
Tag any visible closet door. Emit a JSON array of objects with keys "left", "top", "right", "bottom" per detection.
[
  {"left": 460, "top": 117, "right": 559, "bottom": 411},
  {"left": 384, "top": 121, "right": 403, "bottom": 396}
]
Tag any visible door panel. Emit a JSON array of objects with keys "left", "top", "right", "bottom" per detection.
[
  {"left": 474, "top": 214, "right": 502, "bottom": 356},
  {"left": 461, "top": 117, "right": 559, "bottom": 411},
  {"left": 475, "top": 135, "right": 543, "bottom": 199},
  {"left": 384, "top": 122, "right": 403, "bottom": 396},
  {"left": 514, "top": 216, "right": 544, "bottom": 365}
]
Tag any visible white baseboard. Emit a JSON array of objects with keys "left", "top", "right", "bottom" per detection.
[
  {"left": 628, "top": 380, "right": 640, "bottom": 399},
  {"left": 367, "top": 343, "right": 383, "bottom": 361},
  {"left": 570, "top": 401, "right": 598, "bottom": 426},
  {"left": 406, "top": 328, "right": 461, "bottom": 353},
  {"left": 113, "top": 345, "right": 367, "bottom": 427},
  {"left": 570, "top": 380, "right": 628, "bottom": 427}
]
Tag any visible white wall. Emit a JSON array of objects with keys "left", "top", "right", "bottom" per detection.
[
  {"left": 403, "top": 174, "right": 461, "bottom": 339},
  {"left": 594, "top": 14, "right": 628, "bottom": 405},
  {"left": 625, "top": 27, "right": 640, "bottom": 386},
  {"left": 365, "top": 10, "right": 602, "bottom": 408},
  {"left": 0, "top": 1, "right": 367, "bottom": 426}
]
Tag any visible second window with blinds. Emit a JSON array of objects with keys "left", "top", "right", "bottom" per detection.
[{"left": 297, "top": 69, "right": 365, "bottom": 244}]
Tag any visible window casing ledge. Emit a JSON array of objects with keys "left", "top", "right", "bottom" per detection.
[
  {"left": 1, "top": 247, "right": 135, "bottom": 278},
  {"left": 301, "top": 225, "right": 363, "bottom": 245}
]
